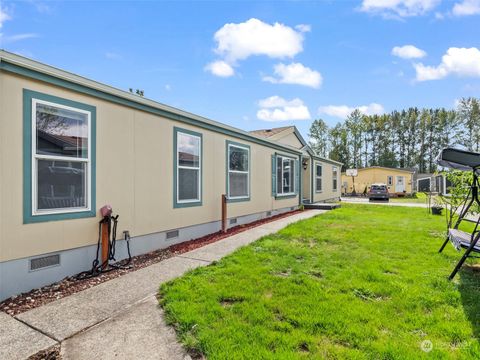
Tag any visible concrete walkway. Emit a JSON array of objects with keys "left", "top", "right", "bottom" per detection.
[{"left": 1, "top": 209, "right": 325, "bottom": 360}]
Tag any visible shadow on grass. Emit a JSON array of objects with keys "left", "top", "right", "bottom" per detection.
[{"left": 459, "top": 266, "right": 480, "bottom": 347}]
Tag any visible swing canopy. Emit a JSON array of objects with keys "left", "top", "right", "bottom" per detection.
[
  {"left": 437, "top": 148, "right": 480, "bottom": 171},
  {"left": 437, "top": 148, "right": 480, "bottom": 280}
]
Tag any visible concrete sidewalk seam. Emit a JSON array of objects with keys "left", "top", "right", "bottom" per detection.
[
  {"left": 175, "top": 255, "right": 213, "bottom": 263},
  {"left": 13, "top": 316, "right": 60, "bottom": 343}
]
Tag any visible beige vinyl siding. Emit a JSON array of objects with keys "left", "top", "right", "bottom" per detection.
[
  {"left": 0, "top": 72, "right": 299, "bottom": 262},
  {"left": 312, "top": 161, "right": 340, "bottom": 203},
  {"left": 272, "top": 131, "right": 304, "bottom": 149}
]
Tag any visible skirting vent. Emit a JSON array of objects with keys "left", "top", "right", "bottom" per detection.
[
  {"left": 166, "top": 229, "right": 179, "bottom": 240},
  {"left": 266, "top": 211, "right": 272, "bottom": 216},
  {"left": 30, "top": 254, "right": 60, "bottom": 271},
  {"left": 229, "top": 218, "right": 238, "bottom": 225}
]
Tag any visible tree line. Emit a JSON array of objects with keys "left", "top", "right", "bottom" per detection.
[{"left": 309, "top": 97, "right": 480, "bottom": 173}]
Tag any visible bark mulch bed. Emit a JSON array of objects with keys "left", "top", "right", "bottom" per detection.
[
  {"left": 28, "top": 345, "right": 61, "bottom": 360},
  {"left": 0, "top": 209, "right": 302, "bottom": 316}
]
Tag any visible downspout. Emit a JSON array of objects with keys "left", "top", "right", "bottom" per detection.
[
  {"left": 299, "top": 154, "right": 303, "bottom": 206},
  {"left": 310, "top": 156, "right": 314, "bottom": 204}
]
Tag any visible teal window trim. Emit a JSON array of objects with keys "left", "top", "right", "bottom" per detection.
[
  {"left": 173, "top": 127, "right": 203, "bottom": 208},
  {"left": 274, "top": 152, "right": 299, "bottom": 200},
  {"left": 315, "top": 161, "right": 323, "bottom": 193},
  {"left": 23, "top": 89, "right": 96, "bottom": 224},
  {"left": 332, "top": 166, "right": 338, "bottom": 192},
  {"left": 226, "top": 140, "right": 251, "bottom": 203}
]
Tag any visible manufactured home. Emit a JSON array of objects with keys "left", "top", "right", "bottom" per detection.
[
  {"left": 250, "top": 126, "right": 343, "bottom": 205},
  {"left": 414, "top": 173, "right": 452, "bottom": 194},
  {"left": 341, "top": 166, "right": 414, "bottom": 196},
  {"left": 0, "top": 51, "right": 341, "bottom": 300}
]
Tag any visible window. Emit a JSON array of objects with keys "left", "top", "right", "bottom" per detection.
[
  {"left": 332, "top": 166, "right": 338, "bottom": 191},
  {"left": 387, "top": 176, "right": 393, "bottom": 186},
  {"left": 175, "top": 128, "right": 202, "bottom": 207},
  {"left": 315, "top": 163, "right": 322, "bottom": 192},
  {"left": 31, "top": 98, "right": 93, "bottom": 217},
  {"left": 227, "top": 142, "right": 250, "bottom": 200},
  {"left": 276, "top": 156, "right": 295, "bottom": 195}
]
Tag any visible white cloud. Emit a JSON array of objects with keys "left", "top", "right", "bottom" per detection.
[
  {"left": 213, "top": 18, "right": 306, "bottom": 63},
  {"left": 204, "top": 60, "right": 235, "bottom": 77},
  {"left": 0, "top": 6, "right": 10, "bottom": 28},
  {"left": 105, "top": 52, "right": 122, "bottom": 60},
  {"left": 318, "top": 103, "right": 385, "bottom": 119},
  {"left": 295, "top": 24, "right": 311, "bottom": 33},
  {"left": 452, "top": 0, "right": 480, "bottom": 16},
  {"left": 359, "top": 0, "right": 440, "bottom": 17},
  {"left": 0, "top": 33, "right": 39, "bottom": 44},
  {"left": 262, "top": 62, "right": 322, "bottom": 88},
  {"left": 414, "top": 47, "right": 480, "bottom": 81},
  {"left": 257, "top": 95, "right": 311, "bottom": 121},
  {"left": 392, "top": 45, "right": 427, "bottom": 59}
]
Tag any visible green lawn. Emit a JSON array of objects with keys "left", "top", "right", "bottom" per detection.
[
  {"left": 389, "top": 197, "right": 429, "bottom": 204},
  {"left": 389, "top": 193, "right": 435, "bottom": 204},
  {"left": 159, "top": 205, "right": 480, "bottom": 359}
]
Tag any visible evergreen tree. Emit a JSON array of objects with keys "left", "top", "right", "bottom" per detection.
[{"left": 308, "top": 118, "right": 330, "bottom": 157}]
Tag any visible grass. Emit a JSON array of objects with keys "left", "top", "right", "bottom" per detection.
[
  {"left": 159, "top": 204, "right": 480, "bottom": 359},
  {"left": 389, "top": 193, "right": 436, "bottom": 204},
  {"left": 389, "top": 196, "right": 429, "bottom": 204}
]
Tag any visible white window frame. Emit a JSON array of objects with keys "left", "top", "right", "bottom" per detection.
[
  {"left": 32, "top": 99, "right": 92, "bottom": 216},
  {"left": 276, "top": 155, "right": 295, "bottom": 196},
  {"left": 315, "top": 162, "right": 323, "bottom": 193},
  {"left": 176, "top": 132, "right": 202, "bottom": 204},
  {"left": 332, "top": 166, "right": 338, "bottom": 191},
  {"left": 227, "top": 143, "right": 250, "bottom": 200},
  {"left": 417, "top": 177, "right": 431, "bottom": 192}
]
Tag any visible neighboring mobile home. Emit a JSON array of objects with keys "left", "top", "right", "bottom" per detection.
[
  {"left": 0, "top": 51, "right": 341, "bottom": 300},
  {"left": 341, "top": 166, "right": 414, "bottom": 196},
  {"left": 414, "top": 173, "right": 451, "bottom": 194}
]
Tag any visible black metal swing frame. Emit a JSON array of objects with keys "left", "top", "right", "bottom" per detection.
[{"left": 437, "top": 148, "right": 480, "bottom": 280}]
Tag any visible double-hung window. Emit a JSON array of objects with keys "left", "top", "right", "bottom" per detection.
[
  {"left": 332, "top": 166, "right": 338, "bottom": 191},
  {"left": 175, "top": 128, "right": 202, "bottom": 207},
  {"left": 276, "top": 155, "right": 295, "bottom": 196},
  {"left": 315, "top": 163, "right": 323, "bottom": 192},
  {"left": 227, "top": 142, "right": 250, "bottom": 200},
  {"left": 27, "top": 91, "right": 96, "bottom": 222}
]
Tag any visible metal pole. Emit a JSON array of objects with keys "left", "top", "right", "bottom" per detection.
[
  {"left": 101, "top": 219, "right": 109, "bottom": 269},
  {"left": 222, "top": 194, "right": 227, "bottom": 233}
]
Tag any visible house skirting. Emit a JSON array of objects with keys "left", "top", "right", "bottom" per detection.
[{"left": 0, "top": 206, "right": 298, "bottom": 301}]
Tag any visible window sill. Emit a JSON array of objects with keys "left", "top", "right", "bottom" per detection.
[
  {"left": 275, "top": 194, "right": 297, "bottom": 200},
  {"left": 227, "top": 196, "right": 250, "bottom": 203},
  {"left": 174, "top": 200, "right": 203, "bottom": 208},
  {"left": 24, "top": 209, "right": 96, "bottom": 224}
]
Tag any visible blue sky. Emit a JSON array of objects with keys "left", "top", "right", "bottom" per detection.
[{"left": 1, "top": 0, "right": 479, "bottom": 139}]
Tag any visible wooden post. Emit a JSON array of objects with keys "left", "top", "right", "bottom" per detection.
[
  {"left": 101, "top": 220, "right": 109, "bottom": 269},
  {"left": 221, "top": 194, "right": 227, "bottom": 233}
]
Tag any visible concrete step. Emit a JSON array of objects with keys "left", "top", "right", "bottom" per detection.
[{"left": 303, "top": 203, "right": 341, "bottom": 210}]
